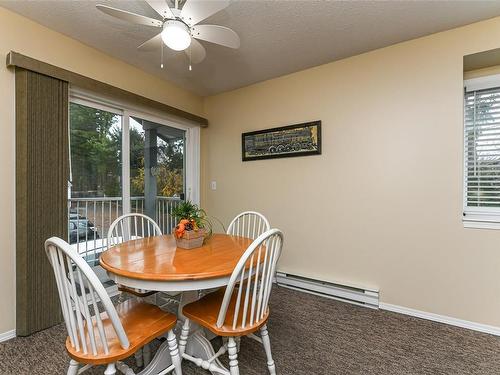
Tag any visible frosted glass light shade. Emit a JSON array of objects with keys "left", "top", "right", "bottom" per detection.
[{"left": 161, "top": 20, "right": 191, "bottom": 51}]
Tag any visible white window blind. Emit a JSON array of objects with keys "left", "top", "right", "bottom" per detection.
[{"left": 464, "top": 84, "right": 500, "bottom": 226}]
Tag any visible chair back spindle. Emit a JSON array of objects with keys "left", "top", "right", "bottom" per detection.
[
  {"left": 217, "top": 229, "right": 283, "bottom": 330},
  {"left": 227, "top": 211, "right": 270, "bottom": 240},
  {"left": 107, "top": 213, "right": 162, "bottom": 249},
  {"left": 45, "top": 237, "right": 130, "bottom": 357}
]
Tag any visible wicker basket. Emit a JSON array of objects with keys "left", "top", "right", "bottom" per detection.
[{"left": 176, "top": 229, "right": 205, "bottom": 249}]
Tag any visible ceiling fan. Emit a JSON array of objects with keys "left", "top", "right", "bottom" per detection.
[{"left": 96, "top": 0, "right": 240, "bottom": 69}]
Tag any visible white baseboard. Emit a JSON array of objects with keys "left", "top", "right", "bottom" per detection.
[
  {"left": 380, "top": 302, "right": 500, "bottom": 337},
  {"left": 0, "top": 329, "right": 16, "bottom": 343}
]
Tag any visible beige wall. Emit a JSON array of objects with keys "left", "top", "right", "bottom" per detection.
[
  {"left": 202, "top": 16, "right": 500, "bottom": 327},
  {"left": 0, "top": 7, "right": 203, "bottom": 334},
  {"left": 4, "top": 5, "right": 500, "bottom": 335}
]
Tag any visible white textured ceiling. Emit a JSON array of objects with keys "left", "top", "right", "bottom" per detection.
[{"left": 3, "top": 0, "right": 500, "bottom": 96}]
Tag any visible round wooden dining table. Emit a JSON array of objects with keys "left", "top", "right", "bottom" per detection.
[{"left": 100, "top": 233, "right": 254, "bottom": 375}]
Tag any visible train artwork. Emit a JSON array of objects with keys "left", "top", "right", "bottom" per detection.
[{"left": 242, "top": 121, "right": 321, "bottom": 161}]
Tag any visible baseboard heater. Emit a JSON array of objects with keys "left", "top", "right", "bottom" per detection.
[{"left": 275, "top": 272, "right": 379, "bottom": 309}]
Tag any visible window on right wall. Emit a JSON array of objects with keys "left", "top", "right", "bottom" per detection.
[{"left": 464, "top": 75, "right": 500, "bottom": 228}]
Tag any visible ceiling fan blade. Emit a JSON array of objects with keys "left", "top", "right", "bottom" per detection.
[
  {"left": 96, "top": 4, "right": 162, "bottom": 27},
  {"left": 145, "top": 0, "right": 175, "bottom": 20},
  {"left": 185, "top": 38, "right": 206, "bottom": 64},
  {"left": 180, "top": 0, "right": 230, "bottom": 26},
  {"left": 137, "top": 33, "right": 163, "bottom": 51},
  {"left": 191, "top": 25, "right": 240, "bottom": 49}
]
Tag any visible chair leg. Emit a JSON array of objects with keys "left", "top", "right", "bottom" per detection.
[
  {"left": 167, "top": 330, "right": 183, "bottom": 375},
  {"left": 260, "top": 325, "right": 276, "bottom": 375},
  {"left": 178, "top": 319, "right": 190, "bottom": 356},
  {"left": 235, "top": 336, "right": 241, "bottom": 353},
  {"left": 117, "top": 291, "right": 126, "bottom": 304},
  {"left": 134, "top": 348, "right": 144, "bottom": 367},
  {"left": 104, "top": 363, "right": 117, "bottom": 375},
  {"left": 143, "top": 343, "right": 151, "bottom": 366},
  {"left": 116, "top": 361, "right": 135, "bottom": 375},
  {"left": 67, "top": 359, "right": 79, "bottom": 375},
  {"left": 227, "top": 337, "right": 240, "bottom": 375}
]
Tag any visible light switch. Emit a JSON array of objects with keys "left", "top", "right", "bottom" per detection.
[{"left": 211, "top": 181, "right": 217, "bottom": 190}]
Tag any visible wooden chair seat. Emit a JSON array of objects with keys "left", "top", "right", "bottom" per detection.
[
  {"left": 183, "top": 288, "right": 269, "bottom": 337},
  {"left": 67, "top": 299, "right": 177, "bottom": 365}
]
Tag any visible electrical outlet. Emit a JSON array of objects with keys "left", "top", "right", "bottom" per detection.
[{"left": 211, "top": 181, "right": 217, "bottom": 190}]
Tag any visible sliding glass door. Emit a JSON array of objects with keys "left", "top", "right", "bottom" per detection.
[
  {"left": 68, "top": 102, "right": 123, "bottom": 269},
  {"left": 68, "top": 95, "right": 196, "bottom": 273}
]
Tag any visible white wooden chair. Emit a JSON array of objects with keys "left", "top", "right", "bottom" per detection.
[
  {"left": 225, "top": 211, "right": 272, "bottom": 349},
  {"left": 179, "top": 229, "right": 284, "bottom": 375},
  {"left": 107, "top": 213, "right": 181, "bottom": 303},
  {"left": 226, "top": 211, "right": 270, "bottom": 240},
  {"left": 107, "top": 213, "right": 177, "bottom": 366},
  {"left": 45, "top": 237, "right": 182, "bottom": 375},
  {"left": 107, "top": 212, "right": 162, "bottom": 248},
  {"left": 107, "top": 213, "right": 162, "bottom": 299}
]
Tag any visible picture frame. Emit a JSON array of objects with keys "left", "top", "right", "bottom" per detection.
[{"left": 242, "top": 120, "right": 322, "bottom": 161}]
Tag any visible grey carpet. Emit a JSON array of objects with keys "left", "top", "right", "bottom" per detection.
[{"left": 1, "top": 286, "right": 500, "bottom": 374}]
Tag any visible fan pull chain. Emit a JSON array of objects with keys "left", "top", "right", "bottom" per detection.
[
  {"left": 189, "top": 45, "right": 192, "bottom": 71},
  {"left": 161, "top": 42, "right": 164, "bottom": 69}
]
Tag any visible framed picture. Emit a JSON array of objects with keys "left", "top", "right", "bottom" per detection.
[{"left": 242, "top": 120, "right": 321, "bottom": 161}]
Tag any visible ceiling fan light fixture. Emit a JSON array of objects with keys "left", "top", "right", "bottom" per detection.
[{"left": 161, "top": 20, "right": 191, "bottom": 51}]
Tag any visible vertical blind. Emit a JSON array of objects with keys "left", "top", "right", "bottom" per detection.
[
  {"left": 465, "top": 86, "right": 500, "bottom": 209},
  {"left": 16, "top": 68, "right": 68, "bottom": 335}
]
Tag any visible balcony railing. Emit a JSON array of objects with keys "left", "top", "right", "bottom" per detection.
[{"left": 68, "top": 196, "right": 181, "bottom": 265}]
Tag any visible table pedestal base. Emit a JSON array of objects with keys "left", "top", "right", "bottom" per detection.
[{"left": 137, "top": 329, "right": 227, "bottom": 375}]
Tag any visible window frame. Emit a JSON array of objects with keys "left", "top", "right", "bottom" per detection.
[
  {"left": 463, "top": 74, "right": 500, "bottom": 229},
  {"left": 69, "top": 87, "right": 201, "bottom": 214}
]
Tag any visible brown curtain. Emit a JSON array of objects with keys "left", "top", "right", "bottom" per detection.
[{"left": 15, "top": 68, "right": 69, "bottom": 336}]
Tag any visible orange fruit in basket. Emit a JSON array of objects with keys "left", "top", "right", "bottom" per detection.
[{"left": 175, "top": 223, "right": 186, "bottom": 238}]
